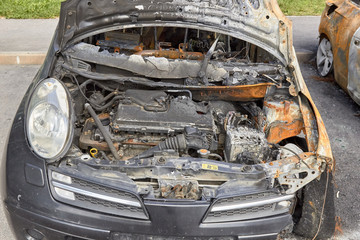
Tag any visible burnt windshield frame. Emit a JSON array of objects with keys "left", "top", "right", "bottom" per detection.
[{"left": 62, "top": 23, "right": 288, "bottom": 66}]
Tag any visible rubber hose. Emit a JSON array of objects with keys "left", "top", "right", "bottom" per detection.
[
  {"left": 159, "top": 135, "right": 186, "bottom": 151},
  {"left": 85, "top": 103, "right": 121, "bottom": 160},
  {"left": 133, "top": 135, "right": 187, "bottom": 160}
]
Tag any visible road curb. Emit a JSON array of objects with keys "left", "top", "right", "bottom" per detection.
[
  {"left": 0, "top": 51, "right": 314, "bottom": 65},
  {"left": 0, "top": 52, "right": 45, "bottom": 65}
]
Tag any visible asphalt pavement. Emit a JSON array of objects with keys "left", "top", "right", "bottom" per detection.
[
  {"left": 0, "top": 19, "right": 58, "bottom": 53},
  {"left": 0, "top": 19, "right": 58, "bottom": 64},
  {"left": 1, "top": 16, "right": 359, "bottom": 240},
  {"left": 299, "top": 62, "right": 360, "bottom": 240}
]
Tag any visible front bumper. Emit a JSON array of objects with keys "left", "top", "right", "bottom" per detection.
[
  {"left": 4, "top": 164, "right": 293, "bottom": 240},
  {"left": 5, "top": 199, "right": 292, "bottom": 240}
]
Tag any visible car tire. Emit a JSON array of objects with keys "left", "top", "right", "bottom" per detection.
[
  {"left": 293, "top": 168, "right": 336, "bottom": 239},
  {"left": 316, "top": 38, "right": 334, "bottom": 77}
]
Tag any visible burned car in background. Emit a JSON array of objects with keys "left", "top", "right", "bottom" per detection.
[
  {"left": 2, "top": 0, "right": 335, "bottom": 239},
  {"left": 317, "top": 0, "right": 360, "bottom": 105}
]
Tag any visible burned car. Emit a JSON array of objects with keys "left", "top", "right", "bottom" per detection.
[
  {"left": 2, "top": 0, "right": 335, "bottom": 239},
  {"left": 317, "top": 0, "right": 360, "bottom": 105}
]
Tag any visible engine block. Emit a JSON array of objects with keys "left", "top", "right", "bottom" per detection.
[
  {"left": 225, "top": 126, "right": 270, "bottom": 164},
  {"left": 112, "top": 90, "right": 214, "bottom": 135}
]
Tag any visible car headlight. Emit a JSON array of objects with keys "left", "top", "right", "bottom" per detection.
[{"left": 26, "top": 78, "right": 72, "bottom": 160}]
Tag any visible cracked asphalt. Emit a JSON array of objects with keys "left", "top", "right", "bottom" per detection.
[{"left": 0, "top": 61, "right": 359, "bottom": 239}]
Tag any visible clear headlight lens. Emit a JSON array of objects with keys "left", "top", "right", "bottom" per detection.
[{"left": 26, "top": 78, "right": 71, "bottom": 159}]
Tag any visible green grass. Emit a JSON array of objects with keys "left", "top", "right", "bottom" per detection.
[
  {"left": 278, "top": 0, "right": 327, "bottom": 16},
  {"left": 0, "top": 0, "right": 326, "bottom": 19},
  {"left": 0, "top": 0, "right": 63, "bottom": 19}
]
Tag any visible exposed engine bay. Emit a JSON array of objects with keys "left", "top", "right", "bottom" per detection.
[
  {"left": 52, "top": 26, "right": 324, "bottom": 202},
  {"left": 79, "top": 89, "right": 274, "bottom": 164}
]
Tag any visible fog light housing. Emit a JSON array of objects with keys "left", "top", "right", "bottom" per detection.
[
  {"left": 54, "top": 187, "right": 75, "bottom": 201},
  {"left": 52, "top": 171, "right": 72, "bottom": 184},
  {"left": 276, "top": 200, "right": 292, "bottom": 210}
]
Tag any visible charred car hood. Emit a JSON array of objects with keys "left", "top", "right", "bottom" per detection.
[{"left": 57, "top": 0, "right": 293, "bottom": 65}]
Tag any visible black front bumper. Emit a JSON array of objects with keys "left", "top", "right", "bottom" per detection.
[{"left": 5, "top": 199, "right": 292, "bottom": 240}]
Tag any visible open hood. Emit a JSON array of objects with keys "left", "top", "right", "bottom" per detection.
[{"left": 57, "top": 0, "right": 293, "bottom": 65}]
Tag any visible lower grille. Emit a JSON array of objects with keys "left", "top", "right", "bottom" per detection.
[
  {"left": 49, "top": 170, "right": 148, "bottom": 220},
  {"left": 73, "top": 178, "right": 139, "bottom": 201},
  {"left": 203, "top": 192, "right": 294, "bottom": 223},
  {"left": 75, "top": 194, "right": 144, "bottom": 213},
  {"left": 215, "top": 192, "right": 278, "bottom": 204},
  {"left": 207, "top": 204, "right": 274, "bottom": 218}
]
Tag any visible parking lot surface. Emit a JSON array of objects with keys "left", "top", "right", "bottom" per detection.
[{"left": 0, "top": 62, "right": 360, "bottom": 239}]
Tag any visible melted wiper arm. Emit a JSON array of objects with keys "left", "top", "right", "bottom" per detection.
[{"left": 198, "top": 34, "right": 221, "bottom": 85}]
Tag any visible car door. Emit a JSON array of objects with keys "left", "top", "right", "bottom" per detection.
[{"left": 348, "top": 25, "right": 360, "bottom": 105}]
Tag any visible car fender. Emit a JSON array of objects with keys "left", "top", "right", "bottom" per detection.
[{"left": 290, "top": 48, "right": 334, "bottom": 167}]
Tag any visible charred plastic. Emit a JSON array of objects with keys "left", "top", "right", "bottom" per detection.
[{"left": 52, "top": 27, "right": 304, "bottom": 202}]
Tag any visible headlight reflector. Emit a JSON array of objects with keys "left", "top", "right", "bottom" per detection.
[{"left": 27, "top": 78, "right": 71, "bottom": 159}]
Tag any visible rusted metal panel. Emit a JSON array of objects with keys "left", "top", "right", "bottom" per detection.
[
  {"left": 347, "top": 26, "right": 360, "bottom": 105},
  {"left": 298, "top": 96, "right": 319, "bottom": 153},
  {"left": 190, "top": 83, "right": 274, "bottom": 101},
  {"left": 263, "top": 100, "right": 304, "bottom": 144},
  {"left": 135, "top": 49, "right": 204, "bottom": 60},
  {"left": 285, "top": 46, "right": 333, "bottom": 172},
  {"left": 79, "top": 130, "right": 120, "bottom": 151},
  {"left": 266, "top": 152, "right": 323, "bottom": 194},
  {"left": 293, "top": 68, "right": 334, "bottom": 167}
]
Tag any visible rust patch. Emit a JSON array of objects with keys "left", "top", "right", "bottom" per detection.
[
  {"left": 299, "top": 97, "right": 318, "bottom": 152},
  {"left": 266, "top": 120, "right": 304, "bottom": 144},
  {"left": 311, "top": 75, "right": 335, "bottom": 82},
  {"left": 277, "top": 152, "right": 316, "bottom": 165},
  {"left": 274, "top": 169, "right": 281, "bottom": 178},
  {"left": 160, "top": 182, "right": 200, "bottom": 200},
  {"left": 309, "top": 200, "right": 316, "bottom": 209},
  {"left": 135, "top": 49, "right": 204, "bottom": 60},
  {"left": 190, "top": 83, "right": 273, "bottom": 101},
  {"left": 79, "top": 131, "right": 120, "bottom": 151},
  {"left": 334, "top": 216, "right": 343, "bottom": 236},
  {"left": 121, "top": 139, "right": 158, "bottom": 146},
  {"left": 264, "top": 100, "right": 304, "bottom": 144}
]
